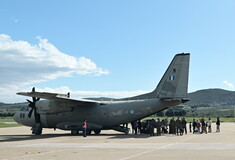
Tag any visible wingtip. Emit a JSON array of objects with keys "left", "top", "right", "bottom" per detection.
[
  {"left": 16, "top": 92, "right": 30, "bottom": 96},
  {"left": 16, "top": 92, "right": 24, "bottom": 95}
]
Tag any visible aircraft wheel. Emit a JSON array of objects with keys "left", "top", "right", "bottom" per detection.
[
  {"left": 71, "top": 129, "right": 79, "bottom": 135},
  {"left": 125, "top": 128, "right": 130, "bottom": 135},
  {"left": 87, "top": 129, "right": 92, "bottom": 135},
  {"left": 32, "top": 129, "right": 42, "bottom": 135},
  {"left": 32, "top": 124, "right": 42, "bottom": 135},
  {"left": 94, "top": 129, "right": 101, "bottom": 135}
]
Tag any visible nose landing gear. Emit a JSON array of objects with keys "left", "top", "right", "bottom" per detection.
[{"left": 31, "top": 123, "right": 42, "bottom": 135}]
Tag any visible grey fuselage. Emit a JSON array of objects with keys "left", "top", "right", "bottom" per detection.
[{"left": 14, "top": 98, "right": 182, "bottom": 130}]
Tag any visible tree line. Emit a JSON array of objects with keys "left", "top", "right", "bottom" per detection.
[{"left": 156, "top": 109, "right": 187, "bottom": 117}]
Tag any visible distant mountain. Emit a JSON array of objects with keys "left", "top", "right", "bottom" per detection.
[
  {"left": 0, "top": 102, "right": 27, "bottom": 111},
  {"left": 0, "top": 88, "right": 235, "bottom": 112},
  {"left": 187, "top": 88, "right": 235, "bottom": 107},
  {"left": 87, "top": 89, "right": 235, "bottom": 108}
]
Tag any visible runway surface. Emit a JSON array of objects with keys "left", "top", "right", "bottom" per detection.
[{"left": 1, "top": 123, "right": 235, "bottom": 160}]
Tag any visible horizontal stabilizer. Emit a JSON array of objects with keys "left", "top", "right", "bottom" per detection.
[{"left": 160, "top": 97, "right": 190, "bottom": 103}]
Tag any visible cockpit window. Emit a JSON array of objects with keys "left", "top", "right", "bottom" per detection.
[{"left": 20, "top": 106, "right": 30, "bottom": 111}]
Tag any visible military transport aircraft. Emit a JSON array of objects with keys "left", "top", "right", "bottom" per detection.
[{"left": 13, "top": 53, "right": 190, "bottom": 135}]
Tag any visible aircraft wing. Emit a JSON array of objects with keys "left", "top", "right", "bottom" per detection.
[
  {"left": 17, "top": 91, "right": 101, "bottom": 105},
  {"left": 160, "top": 97, "right": 190, "bottom": 103}
]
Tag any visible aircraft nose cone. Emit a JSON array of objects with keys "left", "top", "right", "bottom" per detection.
[{"left": 13, "top": 112, "right": 19, "bottom": 123}]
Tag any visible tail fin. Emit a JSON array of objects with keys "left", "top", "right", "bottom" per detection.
[
  {"left": 127, "top": 53, "right": 190, "bottom": 100},
  {"left": 154, "top": 53, "right": 190, "bottom": 98}
]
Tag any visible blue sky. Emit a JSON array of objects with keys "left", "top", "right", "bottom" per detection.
[{"left": 1, "top": 0, "right": 235, "bottom": 103}]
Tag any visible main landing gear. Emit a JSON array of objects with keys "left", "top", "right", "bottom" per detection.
[{"left": 71, "top": 129, "right": 101, "bottom": 135}]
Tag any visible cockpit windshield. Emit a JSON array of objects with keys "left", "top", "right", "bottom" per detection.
[{"left": 20, "top": 106, "right": 30, "bottom": 111}]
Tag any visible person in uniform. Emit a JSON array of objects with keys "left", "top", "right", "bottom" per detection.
[
  {"left": 134, "top": 121, "right": 138, "bottom": 134},
  {"left": 149, "top": 119, "right": 156, "bottom": 136},
  {"left": 189, "top": 122, "right": 192, "bottom": 133},
  {"left": 181, "top": 117, "right": 187, "bottom": 134},
  {"left": 208, "top": 117, "right": 212, "bottom": 133},
  {"left": 172, "top": 118, "right": 176, "bottom": 134},
  {"left": 201, "top": 118, "right": 207, "bottom": 134},
  {"left": 216, "top": 117, "right": 220, "bottom": 132},
  {"left": 175, "top": 117, "right": 181, "bottom": 136},
  {"left": 131, "top": 121, "right": 135, "bottom": 134},
  {"left": 138, "top": 120, "right": 142, "bottom": 134},
  {"left": 171, "top": 118, "right": 176, "bottom": 134},
  {"left": 193, "top": 119, "right": 197, "bottom": 133},
  {"left": 156, "top": 118, "right": 161, "bottom": 136},
  {"left": 169, "top": 118, "right": 173, "bottom": 134}
]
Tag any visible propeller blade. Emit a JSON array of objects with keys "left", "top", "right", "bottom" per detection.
[
  {"left": 29, "top": 103, "right": 35, "bottom": 108},
  {"left": 28, "top": 108, "right": 34, "bottom": 118},
  {"left": 27, "top": 99, "right": 32, "bottom": 104}
]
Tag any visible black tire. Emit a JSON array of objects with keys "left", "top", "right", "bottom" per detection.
[
  {"left": 32, "top": 129, "right": 42, "bottom": 135},
  {"left": 125, "top": 129, "right": 130, "bottom": 135},
  {"left": 87, "top": 129, "right": 92, "bottom": 135},
  {"left": 36, "top": 130, "right": 42, "bottom": 135},
  {"left": 71, "top": 129, "right": 79, "bottom": 135},
  {"left": 94, "top": 129, "right": 101, "bottom": 135}
]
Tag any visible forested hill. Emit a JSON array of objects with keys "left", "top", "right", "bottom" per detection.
[
  {"left": 187, "top": 88, "right": 235, "bottom": 107},
  {"left": 1, "top": 88, "right": 235, "bottom": 111}
]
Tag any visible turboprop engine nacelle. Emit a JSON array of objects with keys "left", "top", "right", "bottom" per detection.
[{"left": 36, "top": 100, "right": 74, "bottom": 115}]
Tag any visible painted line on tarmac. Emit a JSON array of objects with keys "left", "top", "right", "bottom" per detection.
[
  {"left": 12, "top": 150, "right": 64, "bottom": 160},
  {"left": 119, "top": 143, "right": 175, "bottom": 160}
]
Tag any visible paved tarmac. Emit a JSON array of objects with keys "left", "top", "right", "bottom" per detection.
[{"left": 0, "top": 123, "right": 235, "bottom": 160}]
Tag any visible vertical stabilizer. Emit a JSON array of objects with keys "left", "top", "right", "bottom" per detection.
[
  {"left": 126, "top": 53, "right": 190, "bottom": 100},
  {"left": 154, "top": 53, "right": 190, "bottom": 98}
]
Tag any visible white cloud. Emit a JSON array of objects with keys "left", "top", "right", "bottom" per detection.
[
  {"left": 0, "top": 34, "right": 109, "bottom": 102},
  {"left": 223, "top": 80, "right": 234, "bottom": 88}
]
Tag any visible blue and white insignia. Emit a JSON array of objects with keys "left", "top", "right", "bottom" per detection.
[
  {"left": 169, "top": 75, "right": 175, "bottom": 81},
  {"left": 130, "top": 110, "right": 135, "bottom": 114}
]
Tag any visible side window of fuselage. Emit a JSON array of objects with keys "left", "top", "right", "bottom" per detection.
[
  {"left": 19, "top": 106, "right": 27, "bottom": 118},
  {"left": 20, "top": 113, "right": 26, "bottom": 119}
]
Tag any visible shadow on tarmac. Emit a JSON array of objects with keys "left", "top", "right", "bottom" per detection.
[
  {"left": 0, "top": 133, "right": 71, "bottom": 143},
  {"left": 0, "top": 132, "right": 180, "bottom": 143}
]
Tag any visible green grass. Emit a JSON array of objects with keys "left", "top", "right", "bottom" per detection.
[
  {"left": 143, "top": 116, "right": 235, "bottom": 123},
  {"left": 183, "top": 117, "right": 235, "bottom": 123},
  {"left": 0, "top": 117, "right": 15, "bottom": 122},
  {"left": 0, "top": 116, "right": 234, "bottom": 128},
  {"left": 0, "top": 117, "right": 21, "bottom": 128}
]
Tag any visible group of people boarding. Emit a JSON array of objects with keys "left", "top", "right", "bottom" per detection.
[
  {"left": 131, "top": 117, "right": 221, "bottom": 136},
  {"left": 191, "top": 117, "right": 220, "bottom": 134}
]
